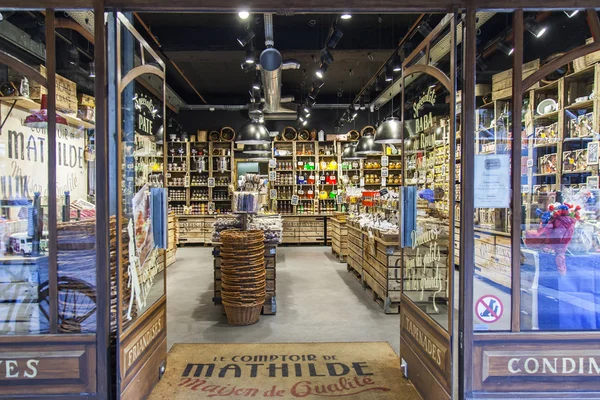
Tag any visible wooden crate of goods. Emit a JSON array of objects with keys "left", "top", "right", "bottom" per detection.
[
  {"left": 573, "top": 38, "right": 600, "bottom": 72},
  {"left": 492, "top": 59, "right": 540, "bottom": 100},
  {"left": 330, "top": 217, "right": 348, "bottom": 261}
]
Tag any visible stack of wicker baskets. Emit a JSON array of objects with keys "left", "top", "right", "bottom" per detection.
[{"left": 220, "top": 230, "right": 266, "bottom": 325}]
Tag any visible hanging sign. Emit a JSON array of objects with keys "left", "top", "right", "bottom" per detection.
[
  {"left": 337, "top": 193, "right": 344, "bottom": 204},
  {"left": 269, "top": 171, "right": 277, "bottom": 182},
  {"left": 381, "top": 156, "right": 389, "bottom": 167},
  {"left": 270, "top": 189, "right": 277, "bottom": 199},
  {"left": 208, "top": 178, "right": 215, "bottom": 188},
  {"left": 381, "top": 167, "right": 389, "bottom": 178},
  {"left": 291, "top": 195, "right": 299, "bottom": 206},
  {"left": 269, "top": 158, "right": 277, "bottom": 168}
]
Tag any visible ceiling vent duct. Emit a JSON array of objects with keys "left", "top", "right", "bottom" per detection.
[{"left": 256, "top": 13, "right": 300, "bottom": 118}]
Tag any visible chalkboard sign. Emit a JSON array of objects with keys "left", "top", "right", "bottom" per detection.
[
  {"left": 379, "top": 188, "right": 389, "bottom": 196},
  {"left": 291, "top": 195, "right": 299, "bottom": 205}
]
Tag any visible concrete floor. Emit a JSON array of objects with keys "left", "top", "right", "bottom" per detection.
[{"left": 166, "top": 246, "right": 400, "bottom": 354}]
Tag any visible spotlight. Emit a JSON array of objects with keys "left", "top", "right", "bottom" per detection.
[
  {"left": 252, "top": 80, "right": 261, "bottom": 90},
  {"left": 302, "top": 120, "right": 308, "bottom": 126},
  {"left": 417, "top": 22, "right": 432, "bottom": 36},
  {"left": 241, "top": 62, "right": 254, "bottom": 72},
  {"left": 321, "top": 48, "right": 334, "bottom": 64},
  {"left": 313, "top": 79, "right": 325, "bottom": 89},
  {"left": 89, "top": 61, "right": 95, "bottom": 78},
  {"left": 303, "top": 103, "right": 311, "bottom": 114},
  {"left": 341, "top": 13, "right": 352, "bottom": 20},
  {"left": 245, "top": 42, "right": 255, "bottom": 64},
  {"left": 299, "top": 116, "right": 305, "bottom": 123},
  {"left": 393, "top": 53, "right": 402, "bottom": 72},
  {"left": 525, "top": 19, "right": 547, "bottom": 38},
  {"left": 497, "top": 40, "right": 514, "bottom": 56},
  {"left": 385, "top": 64, "right": 393, "bottom": 82},
  {"left": 315, "top": 62, "right": 328, "bottom": 79},
  {"left": 475, "top": 55, "right": 488, "bottom": 71},
  {"left": 237, "top": 30, "right": 256, "bottom": 47},
  {"left": 564, "top": 10, "right": 579, "bottom": 18},
  {"left": 238, "top": 10, "right": 250, "bottom": 19},
  {"left": 326, "top": 28, "right": 344, "bottom": 49}
]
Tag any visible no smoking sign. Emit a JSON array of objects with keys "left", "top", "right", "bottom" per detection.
[{"left": 476, "top": 295, "right": 503, "bottom": 323}]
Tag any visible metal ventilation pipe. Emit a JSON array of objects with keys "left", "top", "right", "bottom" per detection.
[{"left": 259, "top": 13, "right": 300, "bottom": 114}]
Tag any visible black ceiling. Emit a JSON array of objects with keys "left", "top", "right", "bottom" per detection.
[{"left": 135, "top": 13, "right": 434, "bottom": 105}]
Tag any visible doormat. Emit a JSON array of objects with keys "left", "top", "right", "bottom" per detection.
[{"left": 149, "top": 342, "right": 421, "bottom": 399}]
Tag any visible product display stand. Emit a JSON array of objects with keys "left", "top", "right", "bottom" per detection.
[{"left": 330, "top": 213, "right": 348, "bottom": 262}]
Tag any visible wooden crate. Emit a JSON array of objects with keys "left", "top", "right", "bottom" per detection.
[
  {"left": 492, "top": 59, "right": 540, "bottom": 100},
  {"left": 573, "top": 38, "right": 600, "bottom": 72}
]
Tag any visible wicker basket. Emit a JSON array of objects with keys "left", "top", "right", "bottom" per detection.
[{"left": 223, "top": 302, "right": 264, "bottom": 326}]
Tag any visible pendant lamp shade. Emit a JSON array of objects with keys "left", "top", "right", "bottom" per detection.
[
  {"left": 24, "top": 94, "right": 68, "bottom": 129},
  {"left": 243, "top": 143, "right": 271, "bottom": 155},
  {"left": 355, "top": 134, "right": 383, "bottom": 155},
  {"left": 374, "top": 117, "right": 403, "bottom": 144},
  {"left": 236, "top": 120, "right": 271, "bottom": 144},
  {"left": 342, "top": 143, "right": 366, "bottom": 160}
]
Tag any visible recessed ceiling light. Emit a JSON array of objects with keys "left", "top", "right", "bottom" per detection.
[
  {"left": 238, "top": 11, "right": 250, "bottom": 19},
  {"left": 341, "top": 14, "right": 352, "bottom": 20}
]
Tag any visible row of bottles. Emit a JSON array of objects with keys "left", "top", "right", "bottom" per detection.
[
  {"left": 277, "top": 200, "right": 294, "bottom": 215},
  {"left": 191, "top": 189, "right": 209, "bottom": 201},
  {"left": 213, "top": 177, "right": 230, "bottom": 186},
  {"left": 277, "top": 187, "right": 293, "bottom": 199},
  {"left": 276, "top": 173, "right": 295, "bottom": 185},
  {"left": 296, "top": 172, "right": 338, "bottom": 185},
  {"left": 191, "top": 174, "right": 209, "bottom": 186},
  {"left": 212, "top": 191, "right": 229, "bottom": 201},
  {"left": 276, "top": 161, "right": 294, "bottom": 170},
  {"left": 169, "top": 190, "right": 186, "bottom": 201},
  {"left": 190, "top": 203, "right": 209, "bottom": 215},
  {"left": 319, "top": 200, "right": 339, "bottom": 214},
  {"left": 296, "top": 203, "right": 315, "bottom": 215},
  {"left": 167, "top": 162, "right": 187, "bottom": 172}
]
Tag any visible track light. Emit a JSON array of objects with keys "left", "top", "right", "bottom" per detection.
[
  {"left": 252, "top": 71, "right": 261, "bottom": 90},
  {"left": 385, "top": 64, "right": 393, "bottom": 82},
  {"left": 352, "top": 111, "right": 358, "bottom": 119},
  {"left": 497, "top": 40, "right": 514, "bottom": 56},
  {"left": 564, "top": 10, "right": 579, "bottom": 18},
  {"left": 238, "top": 10, "right": 250, "bottom": 19},
  {"left": 313, "top": 79, "right": 325, "bottom": 89},
  {"left": 307, "top": 97, "right": 316, "bottom": 106},
  {"left": 315, "top": 62, "right": 328, "bottom": 79},
  {"left": 392, "top": 53, "right": 402, "bottom": 72},
  {"left": 341, "top": 13, "right": 352, "bottom": 20},
  {"left": 302, "top": 120, "right": 308, "bottom": 126},
  {"left": 321, "top": 48, "right": 334, "bottom": 64},
  {"left": 237, "top": 30, "right": 256, "bottom": 47},
  {"left": 245, "top": 41, "right": 255, "bottom": 64},
  {"left": 241, "top": 62, "right": 254, "bottom": 72},
  {"left": 327, "top": 28, "right": 344, "bottom": 49},
  {"left": 303, "top": 103, "right": 311, "bottom": 114},
  {"left": 525, "top": 19, "right": 547, "bottom": 38},
  {"left": 417, "top": 22, "right": 432, "bottom": 36},
  {"left": 309, "top": 85, "right": 321, "bottom": 100}
]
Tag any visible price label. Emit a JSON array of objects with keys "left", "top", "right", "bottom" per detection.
[
  {"left": 269, "top": 158, "right": 277, "bottom": 168},
  {"left": 184, "top": 175, "right": 190, "bottom": 187},
  {"left": 270, "top": 189, "right": 278, "bottom": 199},
  {"left": 381, "top": 177, "right": 387, "bottom": 187},
  {"left": 208, "top": 178, "right": 215, "bottom": 188},
  {"left": 269, "top": 171, "right": 277, "bottom": 181},
  {"left": 381, "top": 156, "right": 389, "bottom": 167},
  {"left": 381, "top": 167, "right": 389, "bottom": 178},
  {"left": 337, "top": 193, "right": 344, "bottom": 204},
  {"left": 291, "top": 195, "right": 299, "bottom": 206}
]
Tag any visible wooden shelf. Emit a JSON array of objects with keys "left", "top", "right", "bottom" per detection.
[
  {"left": 565, "top": 99, "right": 594, "bottom": 110},
  {"left": 534, "top": 110, "right": 559, "bottom": 120},
  {"left": 0, "top": 96, "right": 94, "bottom": 129}
]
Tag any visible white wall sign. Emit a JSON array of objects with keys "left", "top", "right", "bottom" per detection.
[
  {"left": 0, "top": 104, "right": 88, "bottom": 204},
  {"left": 474, "top": 154, "right": 510, "bottom": 208}
]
